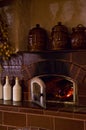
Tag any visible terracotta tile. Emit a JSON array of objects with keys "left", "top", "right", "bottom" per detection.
[
  {"left": 0, "top": 125, "right": 7, "bottom": 130},
  {"left": 44, "top": 110, "right": 73, "bottom": 118},
  {"left": 69, "top": 64, "right": 79, "bottom": 80},
  {"left": 72, "top": 52, "right": 86, "bottom": 65},
  {"left": 78, "top": 85, "right": 86, "bottom": 96},
  {"left": 55, "top": 117, "right": 84, "bottom": 130},
  {"left": 19, "top": 107, "right": 43, "bottom": 114},
  {"left": 8, "top": 127, "right": 16, "bottom": 130},
  {"left": 78, "top": 96, "right": 86, "bottom": 106},
  {"left": 73, "top": 113, "right": 86, "bottom": 120},
  {"left": 78, "top": 77, "right": 86, "bottom": 96},
  {"left": 44, "top": 110, "right": 58, "bottom": 116},
  {"left": 76, "top": 69, "right": 86, "bottom": 85},
  {"left": 27, "top": 114, "right": 53, "bottom": 130},
  {"left": 3, "top": 112, "right": 26, "bottom": 127},
  {"left": 55, "top": 111, "right": 73, "bottom": 118},
  {"left": 0, "top": 105, "right": 18, "bottom": 112},
  {"left": 84, "top": 121, "right": 86, "bottom": 130},
  {"left": 0, "top": 111, "right": 2, "bottom": 124},
  {"left": 39, "top": 128, "right": 49, "bottom": 130},
  {"left": 30, "top": 127, "right": 39, "bottom": 130}
]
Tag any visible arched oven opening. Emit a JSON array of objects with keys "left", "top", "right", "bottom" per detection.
[
  {"left": 22, "top": 59, "right": 86, "bottom": 108},
  {"left": 30, "top": 74, "right": 77, "bottom": 108}
]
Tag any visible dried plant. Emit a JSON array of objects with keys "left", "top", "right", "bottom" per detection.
[{"left": 0, "top": 14, "right": 14, "bottom": 61}]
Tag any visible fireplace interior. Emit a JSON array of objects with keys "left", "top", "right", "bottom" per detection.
[{"left": 30, "top": 75, "right": 76, "bottom": 108}]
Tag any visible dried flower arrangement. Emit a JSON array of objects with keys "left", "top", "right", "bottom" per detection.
[{"left": 0, "top": 14, "right": 14, "bottom": 61}]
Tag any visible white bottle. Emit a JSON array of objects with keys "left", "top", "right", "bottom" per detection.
[
  {"left": 3, "top": 76, "right": 11, "bottom": 100},
  {"left": 13, "top": 77, "right": 22, "bottom": 101},
  {"left": 0, "top": 79, "right": 3, "bottom": 99}
]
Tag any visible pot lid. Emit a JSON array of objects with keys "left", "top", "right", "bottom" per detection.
[
  {"left": 52, "top": 22, "right": 68, "bottom": 33},
  {"left": 29, "top": 24, "right": 47, "bottom": 35}
]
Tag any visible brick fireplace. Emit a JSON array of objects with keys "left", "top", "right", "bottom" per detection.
[
  {"left": 1, "top": 50, "right": 86, "bottom": 106},
  {"left": 0, "top": 50, "right": 86, "bottom": 130},
  {"left": 21, "top": 50, "right": 86, "bottom": 106}
]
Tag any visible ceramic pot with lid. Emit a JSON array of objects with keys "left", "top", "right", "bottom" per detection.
[
  {"left": 50, "top": 22, "right": 70, "bottom": 50},
  {"left": 71, "top": 24, "right": 86, "bottom": 49},
  {"left": 28, "top": 24, "right": 49, "bottom": 51}
]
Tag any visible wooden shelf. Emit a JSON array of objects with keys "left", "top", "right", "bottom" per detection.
[{"left": 17, "top": 49, "right": 86, "bottom": 55}]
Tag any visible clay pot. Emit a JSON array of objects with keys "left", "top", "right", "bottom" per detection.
[
  {"left": 28, "top": 24, "right": 49, "bottom": 51},
  {"left": 50, "top": 22, "right": 70, "bottom": 50},
  {"left": 71, "top": 24, "right": 86, "bottom": 49}
]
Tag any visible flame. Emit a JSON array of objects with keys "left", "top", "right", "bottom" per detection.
[{"left": 66, "top": 88, "right": 73, "bottom": 97}]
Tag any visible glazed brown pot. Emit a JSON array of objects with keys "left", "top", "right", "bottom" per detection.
[
  {"left": 50, "top": 22, "right": 70, "bottom": 50},
  {"left": 28, "top": 24, "right": 49, "bottom": 51},
  {"left": 71, "top": 24, "right": 86, "bottom": 49}
]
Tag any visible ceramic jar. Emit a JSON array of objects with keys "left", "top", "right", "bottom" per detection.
[
  {"left": 71, "top": 24, "right": 86, "bottom": 49},
  {"left": 13, "top": 77, "right": 22, "bottom": 102},
  {"left": 50, "top": 22, "right": 70, "bottom": 50},
  {"left": 3, "top": 76, "right": 11, "bottom": 100},
  {"left": 28, "top": 24, "right": 49, "bottom": 51}
]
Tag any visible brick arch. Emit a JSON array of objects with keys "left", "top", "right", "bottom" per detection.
[
  {"left": 22, "top": 59, "right": 86, "bottom": 106},
  {"left": 22, "top": 59, "right": 86, "bottom": 84}
]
